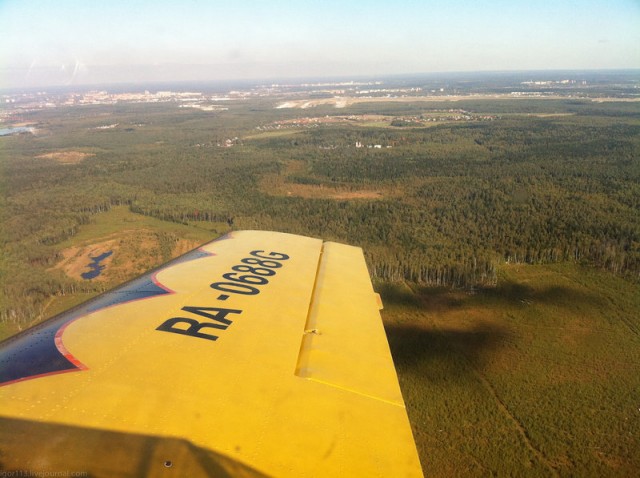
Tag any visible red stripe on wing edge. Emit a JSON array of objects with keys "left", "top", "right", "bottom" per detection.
[{"left": 52, "top": 273, "right": 179, "bottom": 374}]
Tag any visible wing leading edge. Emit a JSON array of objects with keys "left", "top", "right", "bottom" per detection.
[{"left": 0, "top": 230, "right": 423, "bottom": 477}]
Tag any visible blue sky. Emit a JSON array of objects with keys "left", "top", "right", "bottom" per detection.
[{"left": 1, "top": 0, "right": 639, "bottom": 87}]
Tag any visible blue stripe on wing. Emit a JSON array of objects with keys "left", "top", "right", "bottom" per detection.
[{"left": 0, "top": 246, "right": 214, "bottom": 386}]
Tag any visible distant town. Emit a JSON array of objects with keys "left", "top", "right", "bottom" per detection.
[{"left": 1, "top": 70, "right": 638, "bottom": 130}]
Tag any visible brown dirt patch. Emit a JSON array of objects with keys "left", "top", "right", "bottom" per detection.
[
  {"left": 282, "top": 184, "right": 383, "bottom": 200},
  {"left": 173, "top": 239, "right": 202, "bottom": 256},
  {"left": 52, "top": 230, "right": 202, "bottom": 284},
  {"left": 259, "top": 160, "right": 384, "bottom": 200},
  {"left": 54, "top": 240, "right": 117, "bottom": 282},
  {"left": 36, "top": 151, "right": 94, "bottom": 164},
  {"left": 329, "top": 190, "right": 383, "bottom": 199}
]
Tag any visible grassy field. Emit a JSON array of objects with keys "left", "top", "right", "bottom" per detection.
[
  {"left": 53, "top": 205, "right": 219, "bottom": 251},
  {"left": 381, "top": 263, "right": 640, "bottom": 476},
  {"left": 243, "top": 129, "right": 306, "bottom": 140}
]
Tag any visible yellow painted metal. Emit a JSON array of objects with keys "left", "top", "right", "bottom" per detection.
[
  {"left": 296, "top": 241, "right": 405, "bottom": 404},
  {"left": 0, "top": 231, "right": 423, "bottom": 477}
]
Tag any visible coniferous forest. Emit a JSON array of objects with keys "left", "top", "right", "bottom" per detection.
[{"left": 1, "top": 97, "right": 638, "bottom": 327}]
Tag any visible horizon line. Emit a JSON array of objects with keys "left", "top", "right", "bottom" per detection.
[{"left": 1, "top": 67, "right": 638, "bottom": 94}]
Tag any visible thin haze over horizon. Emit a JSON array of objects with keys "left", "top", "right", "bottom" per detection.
[{"left": 1, "top": 0, "right": 639, "bottom": 88}]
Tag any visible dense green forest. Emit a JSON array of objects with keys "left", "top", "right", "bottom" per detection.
[{"left": 1, "top": 97, "right": 639, "bottom": 328}]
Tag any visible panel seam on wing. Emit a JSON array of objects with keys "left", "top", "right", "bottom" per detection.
[{"left": 293, "top": 242, "right": 325, "bottom": 377}]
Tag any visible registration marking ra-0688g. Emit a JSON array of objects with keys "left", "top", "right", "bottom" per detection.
[{"left": 156, "top": 250, "right": 289, "bottom": 342}]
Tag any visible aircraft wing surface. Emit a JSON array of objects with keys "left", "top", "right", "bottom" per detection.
[{"left": 0, "top": 230, "right": 423, "bottom": 477}]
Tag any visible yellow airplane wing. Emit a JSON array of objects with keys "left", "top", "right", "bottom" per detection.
[{"left": 0, "top": 230, "right": 423, "bottom": 477}]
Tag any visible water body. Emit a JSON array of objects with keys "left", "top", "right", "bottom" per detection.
[
  {"left": 81, "top": 251, "right": 113, "bottom": 280},
  {"left": 0, "top": 126, "right": 34, "bottom": 136}
]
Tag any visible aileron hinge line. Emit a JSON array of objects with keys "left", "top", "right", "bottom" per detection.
[{"left": 294, "top": 244, "right": 325, "bottom": 378}]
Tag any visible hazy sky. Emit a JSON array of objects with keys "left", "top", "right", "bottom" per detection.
[{"left": 1, "top": 0, "right": 639, "bottom": 88}]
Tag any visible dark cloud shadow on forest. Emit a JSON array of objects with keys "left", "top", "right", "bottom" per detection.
[
  {"left": 379, "top": 278, "right": 604, "bottom": 381},
  {"left": 384, "top": 322, "right": 510, "bottom": 380},
  {"left": 377, "top": 280, "right": 605, "bottom": 312},
  {"left": 376, "top": 282, "right": 467, "bottom": 310},
  {"left": 479, "top": 282, "right": 606, "bottom": 309}
]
